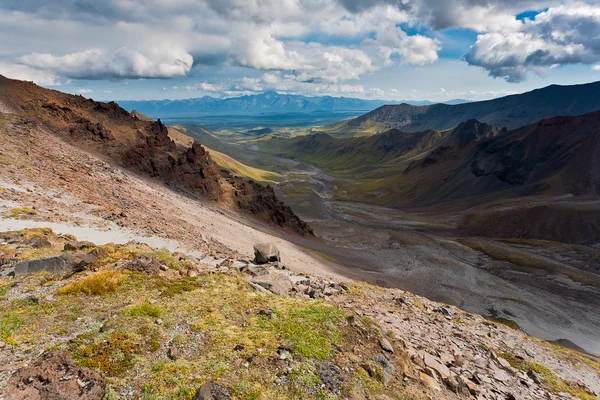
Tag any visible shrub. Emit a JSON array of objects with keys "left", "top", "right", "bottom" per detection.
[{"left": 59, "top": 270, "right": 127, "bottom": 295}]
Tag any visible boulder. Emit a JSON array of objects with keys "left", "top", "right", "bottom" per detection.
[
  {"left": 64, "top": 241, "right": 97, "bottom": 251},
  {"left": 379, "top": 336, "right": 394, "bottom": 353},
  {"left": 124, "top": 255, "right": 161, "bottom": 274},
  {"left": 4, "top": 350, "right": 105, "bottom": 400},
  {"left": 253, "top": 243, "right": 280, "bottom": 264},
  {"left": 251, "top": 274, "right": 293, "bottom": 296},
  {"left": 24, "top": 236, "right": 52, "bottom": 249},
  {"left": 5, "top": 252, "right": 96, "bottom": 277},
  {"left": 192, "top": 382, "right": 230, "bottom": 400}
]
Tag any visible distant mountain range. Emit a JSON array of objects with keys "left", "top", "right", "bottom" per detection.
[
  {"left": 116, "top": 91, "right": 470, "bottom": 118},
  {"left": 325, "top": 81, "right": 600, "bottom": 136}
]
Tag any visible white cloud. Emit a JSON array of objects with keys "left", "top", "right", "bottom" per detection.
[
  {"left": 368, "top": 87, "right": 385, "bottom": 97},
  {"left": 77, "top": 88, "right": 94, "bottom": 94},
  {"left": 465, "top": 2, "right": 600, "bottom": 82},
  {"left": 366, "top": 26, "right": 441, "bottom": 67},
  {"left": 594, "top": 64, "right": 600, "bottom": 71},
  {"left": 0, "top": 62, "right": 60, "bottom": 86},
  {"left": 261, "top": 72, "right": 279, "bottom": 85},
  {"left": 18, "top": 47, "right": 193, "bottom": 79}
]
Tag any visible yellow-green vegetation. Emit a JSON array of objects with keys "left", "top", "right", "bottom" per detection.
[
  {"left": 490, "top": 317, "right": 521, "bottom": 331},
  {"left": 5, "top": 206, "right": 36, "bottom": 218},
  {"left": 1, "top": 267, "right": 408, "bottom": 400},
  {"left": 59, "top": 270, "right": 127, "bottom": 295},
  {"left": 549, "top": 343, "right": 600, "bottom": 377},
  {"left": 208, "top": 148, "right": 281, "bottom": 184},
  {"left": 0, "top": 310, "right": 23, "bottom": 345},
  {"left": 499, "top": 352, "right": 597, "bottom": 400},
  {"left": 458, "top": 237, "right": 600, "bottom": 287},
  {"left": 126, "top": 302, "right": 163, "bottom": 318}
]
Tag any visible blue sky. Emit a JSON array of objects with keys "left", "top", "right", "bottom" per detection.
[{"left": 1, "top": 1, "right": 599, "bottom": 102}]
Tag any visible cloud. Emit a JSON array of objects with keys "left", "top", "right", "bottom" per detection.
[
  {"left": 1, "top": 0, "right": 596, "bottom": 90},
  {"left": 18, "top": 47, "right": 193, "bottom": 79},
  {"left": 594, "top": 64, "right": 600, "bottom": 71},
  {"left": 77, "top": 88, "right": 94, "bottom": 94},
  {"left": 0, "top": 62, "right": 60, "bottom": 86},
  {"left": 465, "top": 2, "right": 600, "bottom": 82},
  {"left": 366, "top": 25, "right": 441, "bottom": 66}
]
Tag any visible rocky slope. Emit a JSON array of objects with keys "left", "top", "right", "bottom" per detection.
[
  {"left": 0, "top": 80, "right": 599, "bottom": 399},
  {"left": 0, "top": 75, "right": 312, "bottom": 236},
  {"left": 327, "top": 81, "right": 600, "bottom": 136},
  {"left": 1, "top": 228, "right": 599, "bottom": 400}
]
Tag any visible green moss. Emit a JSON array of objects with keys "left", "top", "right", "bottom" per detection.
[
  {"left": 154, "top": 276, "right": 202, "bottom": 298},
  {"left": 0, "top": 310, "right": 23, "bottom": 344},
  {"left": 258, "top": 303, "right": 345, "bottom": 360},
  {"left": 126, "top": 303, "right": 163, "bottom": 318}
]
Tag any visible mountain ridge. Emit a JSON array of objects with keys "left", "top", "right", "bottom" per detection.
[
  {"left": 116, "top": 91, "right": 471, "bottom": 118},
  {"left": 325, "top": 81, "right": 600, "bottom": 136},
  {"left": 0, "top": 74, "right": 313, "bottom": 236}
]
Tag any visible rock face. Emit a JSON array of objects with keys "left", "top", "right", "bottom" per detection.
[
  {"left": 124, "top": 120, "right": 222, "bottom": 201},
  {"left": 192, "top": 382, "right": 230, "bottom": 400},
  {"left": 4, "top": 350, "right": 106, "bottom": 400},
  {"left": 253, "top": 243, "right": 280, "bottom": 264}
]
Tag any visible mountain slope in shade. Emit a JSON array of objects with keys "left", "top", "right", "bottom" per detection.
[
  {"left": 262, "top": 119, "right": 499, "bottom": 171},
  {"left": 0, "top": 74, "right": 313, "bottom": 236},
  {"left": 328, "top": 81, "right": 600, "bottom": 136},
  {"left": 117, "top": 91, "right": 470, "bottom": 117}
]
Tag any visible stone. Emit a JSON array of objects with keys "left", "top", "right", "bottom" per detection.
[
  {"left": 88, "top": 247, "right": 109, "bottom": 259},
  {"left": 64, "top": 241, "right": 97, "bottom": 251},
  {"left": 4, "top": 350, "right": 105, "bottom": 400},
  {"left": 193, "top": 382, "right": 231, "bottom": 400},
  {"left": 498, "top": 357, "right": 511, "bottom": 369},
  {"left": 251, "top": 274, "right": 293, "bottom": 296},
  {"left": 0, "top": 340, "right": 5, "bottom": 348},
  {"left": 316, "top": 362, "right": 346, "bottom": 393},
  {"left": 168, "top": 347, "right": 180, "bottom": 360},
  {"left": 371, "top": 354, "right": 395, "bottom": 385},
  {"left": 419, "top": 372, "right": 442, "bottom": 392},
  {"left": 493, "top": 369, "right": 512, "bottom": 382},
  {"left": 25, "top": 236, "right": 52, "bottom": 249},
  {"left": 7, "top": 252, "right": 96, "bottom": 277},
  {"left": 253, "top": 243, "right": 280, "bottom": 264},
  {"left": 420, "top": 351, "right": 451, "bottom": 380},
  {"left": 378, "top": 335, "right": 394, "bottom": 353},
  {"left": 244, "top": 264, "right": 272, "bottom": 277},
  {"left": 464, "top": 379, "right": 481, "bottom": 395},
  {"left": 528, "top": 369, "right": 542, "bottom": 384},
  {"left": 125, "top": 255, "right": 161, "bottom": 274}
]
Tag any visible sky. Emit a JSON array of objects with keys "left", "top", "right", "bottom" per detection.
[{"left": 1, "top": 0, "right": 600, "bottom": 102}]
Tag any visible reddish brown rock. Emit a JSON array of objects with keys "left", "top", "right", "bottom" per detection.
[{"left": 4, "top": 350, "right": 105, "bottom": 400}]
